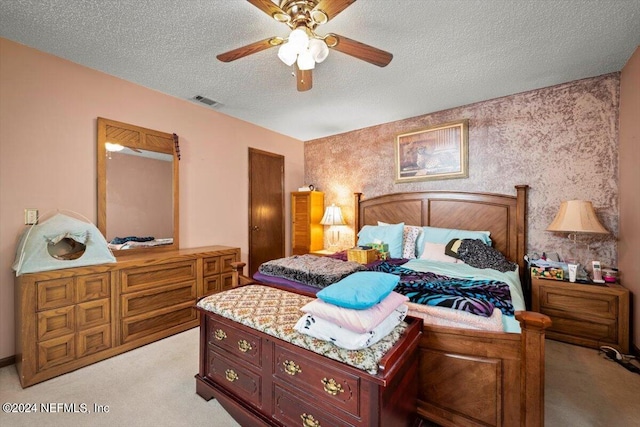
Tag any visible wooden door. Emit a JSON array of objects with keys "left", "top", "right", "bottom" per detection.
[{"left": 248, "top": 148, "right": 285, "bottom": 277}]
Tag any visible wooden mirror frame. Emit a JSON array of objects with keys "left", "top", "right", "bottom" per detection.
[{"left": 97, "top": 117, "right": 179, "bottom": 255}]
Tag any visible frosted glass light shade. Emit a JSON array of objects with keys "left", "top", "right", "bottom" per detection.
[
  {"left": 309, "top": 38, "right": 329, "bottom": 63},
  {"left": 277, "top": 43, "right": 297, "bottom": 66},
  {"left": 105, "top": 142, "right": 124, "bottom": 152},
  {"left": 288, "top": 28, "right": 309, "bottom": 53},
  {"left": 546, "top": 200, "right": 608, "bottom": 234},
  {"left": 297, "top": 50, "right": 315, "bottom": 70}
]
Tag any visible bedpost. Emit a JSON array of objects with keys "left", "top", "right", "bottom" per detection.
[
  {"left": 515, "top": 185, "right": 528, "bottom": 281},
  {"left": 516, "top": 311, "right": 551, "bottom": 427},
  {"left": 230, "top": 261, "right": 250, "bottom": 288},
  {"left": 354, "top": 192, "right": 363, "bottom": 247}
]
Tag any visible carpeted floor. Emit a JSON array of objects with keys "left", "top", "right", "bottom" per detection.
[{"left": 1, "top": 328, "right": 638, "bottom": 427}]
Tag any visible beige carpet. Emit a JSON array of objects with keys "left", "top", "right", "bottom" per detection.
[
  {"left": 0, "top": 328, "right": 239, "bottom": 427},
  {"left": 1, "top": 329, "right": 639, "bottom": 427}
]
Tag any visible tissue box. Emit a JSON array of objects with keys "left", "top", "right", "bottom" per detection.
[
  {"left": 368, "top": 243, "right": 389, "bottom": 252},
  {"left": 347, "top": 248, "right": 378, "bottom": 264},
  {"left": 531, "top": 266, "right": 564, "bottom": 281}
]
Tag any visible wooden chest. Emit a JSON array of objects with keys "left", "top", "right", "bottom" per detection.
[{"left": 195, "top": 295, "right": 421, "bottom": 426}]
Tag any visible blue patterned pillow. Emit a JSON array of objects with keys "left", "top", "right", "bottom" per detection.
[{"left": 317, "top": 271, "right": 400, "bottom": 309}]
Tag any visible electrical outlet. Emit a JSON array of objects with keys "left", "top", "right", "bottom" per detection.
[{"left": 25, "top": 208, "right": 38, "bottom": 225}]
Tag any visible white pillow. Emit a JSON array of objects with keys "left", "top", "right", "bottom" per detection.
[{"left": 419, "top": 242, "right": 459, "bottom": 263}]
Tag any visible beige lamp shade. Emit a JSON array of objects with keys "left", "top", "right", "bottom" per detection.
[
  {"left": 546, "top": 200, "right": 608, "bottom": 234},
  {"left": 320, "top": 204, "right": 346, "bottom": 226}
]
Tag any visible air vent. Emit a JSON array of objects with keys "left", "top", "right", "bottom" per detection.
[{"left": 192, "top": 95, "right": 220, "bottom": 108}]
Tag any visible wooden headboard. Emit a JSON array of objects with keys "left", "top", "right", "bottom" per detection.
[{"left": 354, "top": 185, "right": 528, "bottom": 274}]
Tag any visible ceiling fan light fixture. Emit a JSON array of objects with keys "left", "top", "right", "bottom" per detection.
[
  {"left": 288, "top": 28, "right": 309, "bottom": 53},
  {"left": 308, "top": 38, "right": 329, "bottom": 63},
  {"left": 277, "top": 42, "right": 297, "bottom": 66},
  {"left": 297, "top": 50, "right": 315, "bottom": 70},
  {"left": 105, "top": 142, "right": 124, "bottom": 152}
]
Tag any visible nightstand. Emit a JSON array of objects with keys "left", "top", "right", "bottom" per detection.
[{"left": 531, "top": 276, "right": 630, "bottom": 353}]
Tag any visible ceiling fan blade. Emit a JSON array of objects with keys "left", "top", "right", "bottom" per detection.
[
  {"left": 328, "top": 34, "right": 393, "bottom": 67},
  {"left": 217, "top": 37, "right": 282, "bottom": 62},
  {"left": 296, "top": 65, "right": 313, "bottom": 91},
  {"left": 313, "top": 0, "right": 357, "bottom": 22},
  {"left": 247, "top": 0, "right": 288, "bottom": 21}
]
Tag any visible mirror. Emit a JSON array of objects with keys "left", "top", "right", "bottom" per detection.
[{"left": 97, "top": 117, "right": 179, "bottom": 254}]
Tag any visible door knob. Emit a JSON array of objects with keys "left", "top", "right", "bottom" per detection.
[{"left": 251, "top": 226, "right": 260, "bottom": 231}]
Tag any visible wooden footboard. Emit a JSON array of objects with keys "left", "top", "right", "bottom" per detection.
[
  {"left": 416, "top": 312, "right": 550, "bottom": 427},
  {"left": 231, "top": 264, "right": 551, "bottom": 426}
]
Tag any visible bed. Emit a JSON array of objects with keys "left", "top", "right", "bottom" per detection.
[{"left": 231, "top": 185, "right": 551, "bottom": 427}]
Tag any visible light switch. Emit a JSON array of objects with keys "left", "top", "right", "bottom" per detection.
[{"left": 25, "top": 208, "right": 38, "bottom": 225}]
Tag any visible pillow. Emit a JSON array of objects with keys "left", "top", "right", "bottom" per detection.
[
  {"left": 317, "top": 271, "right": 400, "bottom": 309},
  {"left": 416, "top": 226, "right": 491, "bottom": 258},
  {"left": 444, "top": 238, "right": 463, "bottom": 258},
  {"left": 293, "top": 306, "right": 408, "bottom": 350},
  {"left": 301, "top": 291, "right": 409, "bottom": 333},
  {"left": 357, "top": 223, "right": 404, "bottom": 258},
  {"left": 378, "top": 222, "right": 422, "bottom": 259},
  {"left": 419, "top": 242, "right": 459, "bottom": 263}
]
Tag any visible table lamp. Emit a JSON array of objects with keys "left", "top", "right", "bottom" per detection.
[{"left": 320, "top": 204, "right": 346, "bottom": 249}]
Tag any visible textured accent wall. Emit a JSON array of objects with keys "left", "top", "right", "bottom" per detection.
[{"left": 305, "top": 74, "right": 619, "bottom": 270}]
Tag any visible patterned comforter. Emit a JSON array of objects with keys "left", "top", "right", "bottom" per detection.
[
  {"left": 258, "top": 254, "right": 366, "bottom": 288},
  {"left": 369, "top": 261, "right": 514, "bottom": 318}
]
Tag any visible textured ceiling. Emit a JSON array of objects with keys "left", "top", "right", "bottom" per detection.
[{"left": 1, "top": 0, "right": 638, "bottom": 141}]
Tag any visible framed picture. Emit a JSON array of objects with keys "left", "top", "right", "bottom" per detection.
[{"left": 395, "top": 120, "right": 469, "bottom": 183}]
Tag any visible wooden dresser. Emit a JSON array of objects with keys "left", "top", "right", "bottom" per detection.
[
  {"left": 532, "top": 276, "right": 630, "bottom": 352},
  {"left": 14, "top": 245, "right": 240, "bottom": 387},
  {"left": 195, "top": 303, "right": 422, "bottom": 427},
  {"left": 291, "top": 191, "right": 324, "bottom": 255}
]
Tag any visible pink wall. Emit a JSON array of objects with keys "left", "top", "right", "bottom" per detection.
[
  {"left": 0, "top": 38, "right": 304, "bottom": 359},
  {"left": 306, "top": 75, "right": 620, "bottom": 273},
  {"left": 619, "top": 46, "right": 640, "bottom": 352},
  {"left": 107, "top": 152, "right": 173, "bottom": 241}
]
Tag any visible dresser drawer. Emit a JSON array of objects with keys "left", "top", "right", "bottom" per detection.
[
  {"left": 37, "top": 278, "right": 75, "bottom": 311},
  {"left": 37, "top": 306, "right": 75, "bottom": 341},
  {"left": 77, "top": 298, "right": 110, "bottom": 330},
  {"left": 77, "top": 324, "right": 112, "bottom": 358},
  {"left": 273, "top": 344, "right": 361, "bottom": 417},
  {"left": 206, "top": 317, "right": 262, "bottom": 368},
  {"left": 38, "top": 334, "right": 75, "bottom": 371},
  {"left": 121, "top": 281, "right": 196, "bottom": 318},
  {"left": 77, "top": 273, "right": 110, "bottom": 302},
  {"left": 273, "top": 384, "right": 354, "bottom": 427},
  {"left": 120, "top": 260, "right": 197, "bottom": 293},
  {"left": 203, "top": 256, "right": 221, "bottom": 276},
  {"left": 538, "top": 287, "right": 618, "bottom": 319},
  {"left": 206, "top": 349, "right": 262, "bottom": 409},
  {"left": 121, "top": 302, "right": 197, "bottom": 344}
]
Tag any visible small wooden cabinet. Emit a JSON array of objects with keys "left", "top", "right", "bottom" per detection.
[
  {"left": 291, "top": 191, "right": 324, "bottom": 255},
  {"left": 531, "top": 276, "right": 630, "bottom": 352},
  {"left": 15, "top": 245, "right": 240, "bottom": 387}
]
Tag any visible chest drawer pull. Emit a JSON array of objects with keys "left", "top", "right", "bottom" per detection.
[
  {"left": 225, "top": 369, "right": 238, "bottom": 382},
  {"left": 300, "top": 413, "right": 320, "bottom": 427},
  {"left": 283, "top": 360, "right": 302, "bottom": 375},
  {"left": 321, "top": 378, "right": 344, "bottom": 396},
  {"left": 214, "top": 329, "right": 227, "bottom": 341},
  {"left": 237, "top": 339, "right": 252, "bottom": 353}
]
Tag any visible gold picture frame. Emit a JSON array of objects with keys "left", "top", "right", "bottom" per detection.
[{"left": 395, "top": 120, "right": 469, "bottom": 182}]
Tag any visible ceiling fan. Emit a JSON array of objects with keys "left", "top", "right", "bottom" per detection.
[{"left": 217, "top": 0, "right": 393, "bottom": 91}]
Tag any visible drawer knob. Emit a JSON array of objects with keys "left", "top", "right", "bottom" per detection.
[
  {"left": 224, "top": 369, "right": 238, "bottom": 382},
  {"left": 214, "top": 329, "right": 227, "bottom": 341},
  {"left": 321, "top": 378, "right": 344, "bottom": 396},
  {"left": 283, "top": 360, "right": 302, "bottom": 376},
  {"left": 300, "top": 413, "right": 320, "bottom": 427},
  {"left": 237, "top": 339, "right": 252, "bottom": 353}
]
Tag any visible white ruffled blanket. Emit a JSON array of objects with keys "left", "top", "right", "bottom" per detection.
[{"left": 406, "top": 302, "right": 503, "bottom": 332}]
